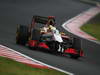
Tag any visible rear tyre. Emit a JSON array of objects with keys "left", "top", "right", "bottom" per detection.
[{"left": 16, "top": 25, "right": 28, "bottom": 45}]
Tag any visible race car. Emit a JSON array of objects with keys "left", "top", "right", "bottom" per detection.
[{"left": 16, "top": 15, "right": 84, "bottom": 59}]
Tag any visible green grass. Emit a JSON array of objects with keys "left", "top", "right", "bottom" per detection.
[
  {"left": 81, "top": 14, "right": 100, "bottom": 41},
  {"left": 0, "top": 56, "right": 67, "bottom": 75}
]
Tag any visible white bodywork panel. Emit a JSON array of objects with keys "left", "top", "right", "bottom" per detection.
[{"left": 52, "top": 29, "right": 63, "bottom": 42}]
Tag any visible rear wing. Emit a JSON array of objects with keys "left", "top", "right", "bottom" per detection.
[
  {"left": 32, "top": 15, "right": 55, "bottom": 24},
  {"left": 29, "top": 15, "right": 55, "bottom": 33}
]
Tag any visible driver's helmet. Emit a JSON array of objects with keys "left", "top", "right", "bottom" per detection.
[{"left": 49, "top": 25, "right": 56, "bottom": 30}]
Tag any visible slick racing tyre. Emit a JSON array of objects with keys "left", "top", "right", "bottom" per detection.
[
  {"left": 16, "top": 25, "right": 28, "bottom": 45},
  {"left": 46, "top": 41, "right": 59, "bottom": 52}
]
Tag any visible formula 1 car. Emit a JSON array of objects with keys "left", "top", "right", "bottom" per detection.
[{"left": 16, "top": 15, "right": 84, "bottom": 59}]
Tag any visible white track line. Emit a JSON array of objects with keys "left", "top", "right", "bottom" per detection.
[
  {"left": 62, "top": 7, "right": 100, "bottom": 40},
  {"left": 0, "top": 45, "right": 74, "bottom": 75}
]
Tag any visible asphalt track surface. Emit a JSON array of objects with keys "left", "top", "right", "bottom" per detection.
[{"left": 0, "top": 0, "right": 100, "bottom": 75}]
